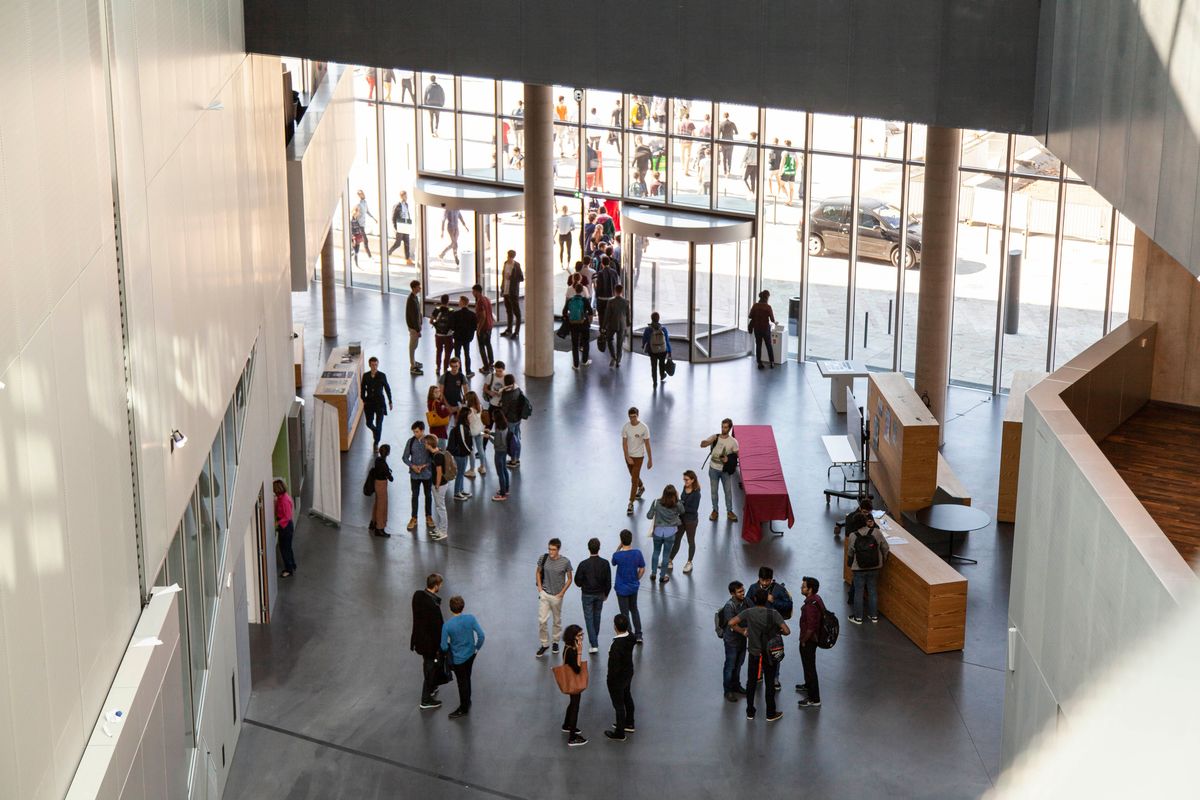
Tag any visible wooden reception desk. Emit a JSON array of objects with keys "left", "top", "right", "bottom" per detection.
[
  {"left": 313, "top": 347, "right": 363, "bottom": 451},
  {"left": 997, "top": 371, "right": 1045, "bottom": 523},
  {"left": 843, "top": 515, "right": 967, "bottom": 653}
]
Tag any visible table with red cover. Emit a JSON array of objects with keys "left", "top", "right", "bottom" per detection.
[{"left": 736, "top": 425, "right": 795, "bottom": 543}]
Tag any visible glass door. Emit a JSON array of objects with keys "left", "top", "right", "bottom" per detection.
[
  {"left": 626, "top": 233, "right": 690, "bottom": 359},
  {"left": 422, "top": 205, "right": 479, "bottom": 302},
  {"left": 692, "top": 239, "right": 754, "bottom": 361}
]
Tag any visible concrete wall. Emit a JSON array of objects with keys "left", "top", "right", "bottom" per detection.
[
  {"left": 1128, "top": 228, "right": 1200, "bottom": 407},
  {"left": 243, "top": 0, "right": 1043, "bottom": 134},
  {"left": 1037, "top": 0, "right": 1200, "bottom": 279},
  {"left": 1002, "top": 320, "right": 1197, "bottom": 769}
]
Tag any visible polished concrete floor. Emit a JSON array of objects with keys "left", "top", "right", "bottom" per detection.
[{"left": 225, "top": 283, "right": 1013, "bottom": 800}]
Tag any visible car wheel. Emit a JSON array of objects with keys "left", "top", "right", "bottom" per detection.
[
  {"left": 807, "top": 234, "right": 825, "bottom": 257},
  {"left": 891, "top": 246, "right": 917, "bottom": 269}
]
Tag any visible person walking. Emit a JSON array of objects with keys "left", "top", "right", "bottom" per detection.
[
  {"left": 426, "top": 385, "right": 451, "bottom": 449},
  {"left": 500, "top": 251, "right": 524, "bottom": 337},
  {"left": 797, "top": 576, "right": 826, "bottom": 708},
  {"left": 611, "top": 530, "right": 645, "bottom": 644},
  {"left": 535, "top": 538, "right": 574, "bottom": 658},
  {"left": 642, "top": 312, "right": 672, "bottom": 386},
  {"left": 406, "top": 280, "right": 424, "bottom": 376},
  {"left": 472, "top": 284, "right": 495, "bottom": 373},
  {"left": 401, "top": 421, "right": 435, "bottom": 532},
  {"left": 767, "top": 138, "right": 783, "bottom": 198},
  {"left": 621, "top": 407, "right": 652, "bottom": 516},
  {"left": 368, "top": 444, "right": 394, "bottom": 537},
  {"left": 425, "top": 435, "right": 450, "bottom": 541},
  {"left": 729, "top": 586, "right": 790, "bottom": 722},
  {"left": 601, "top": 283, "right": 629, "bottom": 367},
  {"left": 780, "top": 141, "right": 797, "bottom": 205},
  {"left": 604, "top": 614, "right": 636, "bottom": 741},
  {"left": 718, "top": 112, "right": 738, "bottom": 174},
  {"left": 566, "top": 284, "right": 593, "bottom": 370},
  {"left": 741, "top": 132, "right": 760, "bottom": 193},
  {"left": 360, "top": 356, "right": 393, "bottom": 449},
  {"left": 748, "top": 290, "right": 777, "bottom": 369},
  {"left": 430, "top": 295, "right": 455, "bottom": 375},
  {"left": 594, "top": 255, "right": 618, "bottom": 327},
  {"left": 451, "top": 296, "right": 477, "bottom": 377},
  {"left": 423, "top": 75, "right": 446, "bottom": 136},
  {"left": 448, "top": 407, "right": 474, "bottom": 501},
  {"left": 847, "top": 515, "right": 889, "bottom": 624},
  {"left": 273, "top": 479, "right": 296, "bottom": 578},
  {"left": 441, "top": 595, "right": 485, "bottom": 719},
  {"left": 438, "top": 208, "right": 468, "bottom": 264},
  {"left": 389, "top": 191, "right": 415, "bottom": 263},
  {"left": 701, "top": 419, "right": 740, "bottom": 522},
  {"left": 556, "top": 206, "right": 577, "bottom": 266},
  {"left": 646, "top": 484, "right": 682, "bottom": 584},
  {"left": 668, "top": 470, "right": 702, "bottom": 574},
  {"left": 574, "top": 537, "right": 611, "bottom": 654},
  {"left": 486, "top": 408, "right": 512, "bottom": 500},
  {"left": 411, "top": 573, "right": 445, "bottom": 710},
  {"left": 558, "top": 625, "right": 589, "bottom": 746},
  {"left": 464, "top": 392, "right": 487, "bottom": 479},
  {"left": 350, "top": 206, "right": 368, "bottom": 266},
  {"left": 716, "top": 581, "right": 750, "bottom": 702}
]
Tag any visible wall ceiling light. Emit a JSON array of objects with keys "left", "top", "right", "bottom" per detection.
[{"left": 170, "top": 429, "right": 188, "bottom": 451}]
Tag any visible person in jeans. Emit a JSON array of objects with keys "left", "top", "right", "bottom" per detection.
[
  {"left": 601, "top": 284, "right": 629, "bottom": 367},
  {"left": 611, "top": 529, "right": 645, "bottom": 644},
  {"left": 847, "top": 515, "right": 889, "bottom": 624},
  {"left": 701, "top": 418, "right": 739, "bottom": 522},
  {"left": 273, "top": 479, "right": 296, "bottom": 578},
  {"left": 498, "top": 374, "right": 525, "bottom": 467},
  {"left": 472, "top": 284, "right": 495, "bottom": 374},
  {"left": 669, "top": 470, "right": 702, "bottom": 573},
  {"left": 425, "top": 436, "right": 450, "bottom": 541},
  {"left": 604, "top": 614, "right": 636, "bottom": 741},
  {"left": 621, "top": 407, "right": 652, "bottom": 516},
  {"left": 646, "top": 484, "right": 682, "bottom": 583},
  {"left": 486, "top": 408, "right": 511, "bottom": 500},
  {"left": 719, "top": 581, "right": 749, "bottom": 701},
  {"left": 535, "top": 538, "right": 574, "bottom": 657},
  {"left": 464, "top": 392, "right": 487, "bottom": 479},
  {"left": 410, "top": 573, "right": 445, "bottom": 710},
  {"left": 405, "top": 280, "right": 424, "bottom": 376},
  {"left": 747, "top": 290, "right": 777, "bottom": 369},
  {"left": 430, "top": 295, "right": 456, "bottom": 375},
  {"left": 500, "top": 251, "right": 524, "bottom": 337},
  {"left": 574, "top": 537, "right": 611, "bottom": 653},
  {"left": 448, "top": 408, "right": 474, "bottom": 501},
  {"left": 360, "top": 357, "right": 393, "bottom": 450},
  {"left": 730, "top": 586, "right": 790, "bottom": 722},
  {"left": 641, "top": 311, "right": 672, "bottom": 387},
  {"left": 451, "top": 296, "right": 477, "bottom": 378},
  {"left": 441, "top": 595, "right": 485, "bottom": 719},
  {"left": 566, "top": 285, "right": 593, "bottom": 369},
  {"left": 560, "top": 625, "right": 588, "bottom": 746},
  {"left": 797, "top": 576, "right": 826, "bottom": 708},
  {"left": 401, "top": 421, "right": 434, "bottom": 532}
]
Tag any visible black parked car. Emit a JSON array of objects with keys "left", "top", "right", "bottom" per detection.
[{"left": 798, "top": 196, "right": 922, "bottom": 269}]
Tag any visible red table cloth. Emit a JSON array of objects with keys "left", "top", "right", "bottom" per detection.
[{"left": 736, "top": 425, "right": 795, "bottom": 543}]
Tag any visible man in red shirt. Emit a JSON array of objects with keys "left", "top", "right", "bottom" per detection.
[
  {"left": 747, "top": 290, "right": 777, "bottom": 369},
  {"left": 472, "top": 284, "right": 495, "bottom": 374},
  {"left": 797, "top": 576, "right": 825, "bottom": 708}
]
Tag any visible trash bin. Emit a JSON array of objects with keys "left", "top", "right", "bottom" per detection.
[
  {"left": 771, "top": 324, "right": 788, "bottom": 365},
  {"left": 788, "top": 296, "right": 801, "bottom": 336}
]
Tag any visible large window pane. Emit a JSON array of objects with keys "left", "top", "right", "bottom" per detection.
[
  {"left": 583, "top": 128, "right": 617, "bottom": 194},
  {"left": 419, "top": 74, "right": 455, "bottom": 174},
  {"left": 554, "top": 123, "right": 580, "bottom": 191},
  {"left": 167, "top": 530, "right": 195, "bottom": 750},
  {"left": 812, "top": 113, "right": 854, "bottom": 153},
  {"left": 209, "top": 426, "right": 228, "bottom": 525},
  {"left": 899, "top": 167, "right": 923, "bottom": 375},
  {"left": 197, "top": 479, "right": 219, "bottom": 636},
  {"left": 670, "top": 139, "right": 709, "bottom": 207},
  {"left": 627, "top": 134, "right": 665, "bottom": 201},
  {"left": 223, "top": 400, "right": 238, "bottom": 494},
  {"left": 1053, "top": 185, "right": 1113, "bottom": 368},
  {"left": 1110, "top": 214, "right": 1135, "bottom": 328},
  {"left": 1001, "top": 178, "right": 1058, "bottom": 387},
  {"left": 716, "top": 139, "right": 758, "bottom": 214},
  {"left": 805, "top": 155, "right": 853, "bottom": 359},
  {"left": 950, "top": 172, "right": 1003, "bottom": 388},
  {"left": 1014, "top": 135, "right": 1060, "bottom": 177},
  {"left": 425, "top": 208, "right": 476, "bottom": 299},
  {"left": 764, "top": 109, "right": 806, "bottom": 210},
  {"left": 861, "top": 118, "right": 905, "bottom": 160},
  {"left": 383, "top": 104, "right": 419, "bottom": 293},
  {"left": 961, "top": 130, "right": 1009, "bottom": 171},
  {"left": 761, "top": 112, "right": 805, "bottom": 356},
  {"left": 183, "top": 503, "right": 206, "bottom": 708},
  {"left": 630, "top": 236, "right": 689, "bottom": 341},
  {"left": 853, "top": 159, "right": 906, "bottom": 369},
  {"left": 460, "top": 76, "right": 494, "bottom": 114},
  {"left": 461, "top": 113, "right": 497, "bottom": 181},
  {"left": 674, "top": 99, "right": 712, "bottom": 136}
]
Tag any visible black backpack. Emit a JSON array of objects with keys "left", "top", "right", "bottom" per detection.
[
  {"left": 766, "top": 582, "right": 793, "bottom": 620},
  {"left": 817, "top": 604, "right": 840, "bottom": 650},
  {"left": 519, "top": 392, "right": 533, "bottom": 420},
  {"left": 714, "top": 606, "right": 728, "bottom": 639},
  {"left": 852, "top": 530, "right": 881, "bottom": 569}
]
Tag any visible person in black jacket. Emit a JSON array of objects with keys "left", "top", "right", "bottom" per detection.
[
  {"left": 411, "top": 573, "right": 445, "bottom": 709},
  {"left": 451, "top": 296, "right": 478, "bottom": 378},
  {"left": 360, "top": 357, "right": 393, "bottom": 450},
  {"left": 561, "top": 625, "right": 588, "bottom": 747},
  {"left": 574, "top": 537, "right": 612, "bottom": 653},
  {"left": 604, "top": 614, "right": 636, "bottom": 741},
  {"left": 406, "top": 280, "right": 424, "bottom": 376}
]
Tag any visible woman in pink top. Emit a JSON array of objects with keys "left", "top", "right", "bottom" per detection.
[{"left": 273, "top": 479, "right": 297, "bottom": 578}]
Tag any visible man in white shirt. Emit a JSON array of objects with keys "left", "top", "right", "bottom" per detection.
[
  {"left": 701, "top": 418, "right": 740, "bottom": 522},
  {"left": 556, "top": 206, "right": 577, "bottom": 268},
  {"left": 621, "top": 407, "right": 653, "bottom": 516}
]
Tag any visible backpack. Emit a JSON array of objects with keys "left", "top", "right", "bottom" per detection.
[
  {"left": 817, "top": 605, "right": 840, "bottom": 650},
  {"left": 433, "top": 308, "right": 453, "bottom": 336},
  {"left": 768, "top": 582, "right": 794, "bottom": 620},
  {"left": 519, "top": 392, "right": 533, "bottom": 420},
  {"left": 714, "top": 606, "right": 728, "bottom": 639},
  {"left": 648, "top": 327, "right": 667, "bottom": 355},
  {"left": 566, "top": 294, "right": 588, "bottom": 323},
  {"left": 439, "top": 453, "right": 457, "bottom": 483},
  {"left": 852, "top": 530, "right": 881, "bottom": 569}
]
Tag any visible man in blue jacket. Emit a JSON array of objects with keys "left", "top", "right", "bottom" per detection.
[{"left": 441, "top": 595, "right": 485, "bottom": 719}]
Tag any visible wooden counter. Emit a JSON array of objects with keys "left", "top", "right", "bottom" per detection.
[
  {"left": 313, "top": 347, "right": 363, "bottom": 451},
  {"left": 843, "top": 515, "right": 967, "bottom": 653},
  {"left": 997, "top": 371, "right": 1045, "bottom": 522},
  {"left": 867, "top": 373, "right": 940, "bottom": 513}
]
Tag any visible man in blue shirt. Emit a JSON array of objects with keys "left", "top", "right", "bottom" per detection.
[
  {"left": 611, "top": 529, "right": 646, "bottom": 644},
  {"left": 401, "top": 421, "right": 434, "bottom": 532},
  {"left": 441, "top": 595, "right": 485, "bottom": 719}
]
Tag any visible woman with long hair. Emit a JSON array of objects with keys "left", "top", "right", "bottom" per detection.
[
  {"left": 464, "top": 391, "right": 487, "bottom": 478},
  {"left": 426, "top": 384, "right": 451, "bottom": 449},
  {"left": 448, "top": 406, "right": 474, "bottom": 501},
  {"left": 669, "top": 470, "right": 702, "bottom": 574},
  {"left": 560, "top": 624, "right": 588, "bottom": 746},
  {"left": 646, "top": 484, "right": 682, "bottom": 583},
  {"left": 370, "top": 444, "right": 394, "bottom": 537},
  {"left": 486, "top": 408, "right": 511, "bottom": 501}
]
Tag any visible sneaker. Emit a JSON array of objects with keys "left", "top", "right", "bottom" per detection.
[
  {"left": 551, "top": 642, "right": 560, "bottom": 654},
  {"left": 683, "top": 561, "right": 693, "bottom": 574},
  {"left": 567, "top": 734, "right": 588, "bottom": 747},
  {"left": 572, "top": 364, "right": 579, "bottom": 371},
  {"left": 478, "top": 465, "right": 486, "bottom": 475},
  {"left": 511, "top": 460, "right": 520, "bottom": 468},
  {"left": 588, "top": 646, "right": 598, "bottom": 654},
  {"left": 623, "top": 725, "right": 635, "bottom": 733},
  {"left": 709, "top": 511, "right": 719, "bottom": 521},
  {"left": 849, "top": 616, "right": 863, "bottom": 625},
  {"left": 870, "top": 615, "right": 879, "bottom": 623},
  {"left": 583, "top": 359, "right": 592, "bottom": 366},
  {"left": 410, "top": 368, "right": 424, "bottom": 376},
  {"left": 419, "top": 700, "right": 442, "bottom": 710},
  {"left": 453, "top": 492, "right": 467, "bottom": 501},
  {"left": 727, "top": 512, "right": 739, "bottom": 522},
  {"left": 406, "top": 518, "right": 418, "bottom": 531},
  {"left": 650, "top": 573, "right": 657, "bottom": 582},
  {"left": 626, "top": 503, "right": 634, "bottom": 516},
  {"left": 795, "top": 684, "right": 808, "bottom": 694},
  {"left": 491, "top": 493, "right": 507, "bottom": 501},
  {"left": 466, "top": 371, "right": 475, "bottom": 378},
  {"left": 725, "top": 692, "right": 738, "bottom": 703},
  {"left": 659, "top": 574, "right": 670, "bottom": 584},
  {"left": 507, "top": 459, "right": 517, "bottom": 467},
  {"left": 464, "top": 469, "right": 476, "bottom": 479},
  {"left": 449, "top": 708, "right": 468, "bottom": 719},
  {"left": 798, "top": 699, "right": 821, "bottom": 708},
  {"left": 766, "top": 712, "right": 783, "bottom": 723},
  {"left": 429, "top": 530, "right": 448, "bottom": 541},
  {"left": 634, "top": 637, "right": 643, "bottom": 646},
  {"left": 636, "top": 485, "right": 645, "bottom": 499},
  {"left": 536, "top": 646, "right": 549, "bottom": 658},
  {"left": 562, "top": 725, "right": 579, "bottom": 733},
  {"left": 746, "top": 711, "right": 756, "bottom": 721},
  {"left": 603, "top": 730, "right": 626, "bottom": 742}
]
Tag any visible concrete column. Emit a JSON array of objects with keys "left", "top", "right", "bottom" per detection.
[
  {"left": 913, "top": 126, "right": 961, "bottom": 442},
  {"left": 321, "top": 227, "right": 337, "bottom": 338},
  {"left": 523, "top": 84, "right": 554, "bottom": 377}
]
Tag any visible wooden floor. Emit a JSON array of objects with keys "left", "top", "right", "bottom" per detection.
[{"left": 1100, "top": 402, "right": 1200, "bottom": 570}]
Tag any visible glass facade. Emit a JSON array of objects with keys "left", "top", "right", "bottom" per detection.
[{"left": 310, "top": 63, "right": 1134, "bottom": 392}]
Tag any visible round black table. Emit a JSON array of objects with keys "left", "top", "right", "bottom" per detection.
[{"left": 913, "top": 504, "right": 991, "bottom": 565}]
